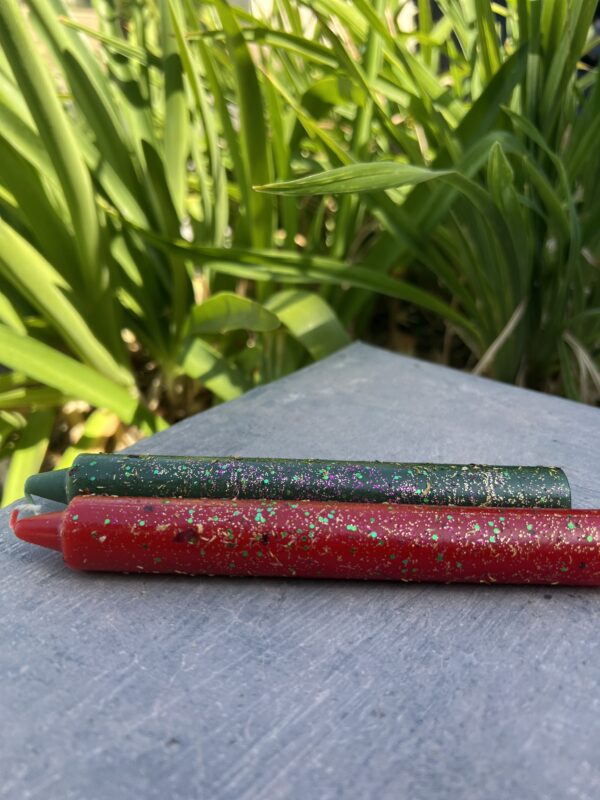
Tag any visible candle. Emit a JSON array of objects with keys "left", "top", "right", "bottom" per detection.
[
  {"left": 12, "top": 496, "right": 600, "bottom": 585},
  {"left": 25, "top": 454, "right": 571, "bottom": 508}
]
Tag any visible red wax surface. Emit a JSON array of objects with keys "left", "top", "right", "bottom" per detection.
[{"left": 12, "top": 496, "right": 600, "bottom": 585}]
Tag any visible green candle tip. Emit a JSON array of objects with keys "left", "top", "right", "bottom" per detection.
[{"left": 24, "top": 468, "right": 69, "bottom": 504}]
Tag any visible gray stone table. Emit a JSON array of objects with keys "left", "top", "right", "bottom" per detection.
[{"left": 1, "top": 343, "right": 600, "bottom": 800}]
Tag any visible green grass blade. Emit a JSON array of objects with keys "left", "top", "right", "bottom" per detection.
[
  {"left": 189, "top": 293, "right": 281, "bottom": 334},
  {"left": 1, "top": 409, "right": 55, "bottom": 506},
  {"left": 0, "top": 0, "right": 100, "bottom": 288},
  {"left": 162, "top": 0, "right": 189, "bottom": 219},
  {"left": 179, "top": 337, "right": 248, "bottom": 401},
  {"left": 0, "top": 133, "right": 79, "bottom": 272},
  {"left": 0, "top": 386, "right": 67, "bottom": 409},
  {"left": 452, "top": 46, "right": 527, "bottom": 154},
  {"left": 475, "top": 0, "right": 502, "bottom": 82},
  {"left": 55, "top": 408, "right": 120, "bottom": 469},
  {"left": 214, "top": 0, "right": 273, "bottom": 247},
  {"left": 257, "top": 163, "right": 454, "bottom": 194},
  {"left": 265, "top": 290, "right": 350, "bottom": 360},
  {"left": 169, "top": 0, "right": 228, "bottom": 243},
  {"left": 0, "top": 324, "right": 143, "bottom": 425},
  {"left": 126, "top": 224, "right": 476, "bottom": 334},
  {"left": 189, "top": 25, "right": 338, "bottom": 68},
  {"left": 0, "top": 221, "right": 133, "bottom": 386}
]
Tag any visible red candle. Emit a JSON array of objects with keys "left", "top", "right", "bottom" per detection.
[{"left": 11, "top": 496, "right": 600, "bottom": 585}]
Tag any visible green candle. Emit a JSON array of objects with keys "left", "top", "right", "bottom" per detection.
[{"left": 25, "top": 453, "right": 571, "bottom": 508}]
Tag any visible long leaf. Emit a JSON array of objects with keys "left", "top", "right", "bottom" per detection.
[
  {"left": 1, "top": 409, "right": 55, "bottom": 506},
  {"left": 265, "top": 290, "right": 350, "bottom": 359},
  {"left": 256, "top": 163, "right": 454, "bottom": 194},
  {"left": 214, "top": 0, "right": 272, "bottom": 247},
  {"left": 0, "top": 221, "right": 133, "bottom": 386},
  {"left": 189, "top": 292, "right": 281, "bottom": 334},
  {"left": 0, "top": 0, "right": 101, "bottom": 288},
  {"left": 0, "top": 325, "right": 143, "bottom": 425},
  {"left": 179, "top": 337, "right": 248, "bottom": 401}
]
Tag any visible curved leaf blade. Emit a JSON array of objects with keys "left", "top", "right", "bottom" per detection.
[
  {"left": 190, "top": 293, "right": 281, "bottom": 334},
  {"left": 265, "top": 290, "right": 350, "bottom": 360},
  {"left": 257, "top": 163, "right": 454, "bottom": 195}
]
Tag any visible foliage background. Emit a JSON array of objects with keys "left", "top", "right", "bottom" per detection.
[{"left": 0, "top": 0, "right": 598, "bottom": 503}]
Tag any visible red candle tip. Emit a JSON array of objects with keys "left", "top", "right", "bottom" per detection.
[{"left": 11, "top": 509, "right": 63, "bottom": 552}]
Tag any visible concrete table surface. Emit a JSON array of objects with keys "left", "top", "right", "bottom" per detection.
[{"left": 1, "top": 343, "right": 600, "bottom": 800}]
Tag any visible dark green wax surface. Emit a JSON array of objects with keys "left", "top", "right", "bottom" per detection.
[{"left": 30, "top": 453, "right": 574, "bottom": 508}]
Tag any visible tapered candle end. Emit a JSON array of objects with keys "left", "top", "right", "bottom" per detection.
[
  {"left": 24, "top": 469, "right": 68, "bottom": 504},
  {"left": 10, "top": 509, "right": 63, "bottom": 552}
]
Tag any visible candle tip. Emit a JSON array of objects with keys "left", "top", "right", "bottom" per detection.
[
  {"left": 24, "top": 468, "right": 68, "bottom": 504},
  {"left": 11, "top": 508, "right": 63, "bottom": 552}
]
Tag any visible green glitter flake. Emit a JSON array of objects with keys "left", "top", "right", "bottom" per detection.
[
  {"left": 587, "top": 535, "right": 594, "bottom": 543},
  {"left": 489, "top": 535, "right": 496, "bottom": 543},
  {"left": 355, "top": 472, "right": 363, "bottom": 480},
  {"left": 567, "top": 521, "right": 575, "bottom": 530},
  {"left": 474, "top": 523, "right": 481, "bottom": 532},
  {"left": 346, "top": 524, "right": 357, "bottom": 532},
  {"left": 104, "top": 518, "right": 111, "bottom": 525},
  {"left": 493, "top": 527, "right": 500, "bottom": 534},
  {"left": 368, "top": 532, "right": 378, "bottom": 539},
  {"left": 241, "top": 550, "right": 249, "bottom": 557},
  {"left": 560, "top": 566, "right": 569, "bottom": 572},
  {"left": 389, "top": 554, "right": 396, "bottom": 560},
  {"left": 527, "top": 523, "right": 534, "bottom": 531},
  {"left": 138, "top": 520, "right": 145, "bottom": 527},
  {"left": 431, "top": 533, "right": 438, "bottom": 541},
  {"left": 437, "top": 553, "right": 444, "bottom": 561},
  {"left": 255, "top": 511, "right": 266, "bottom": 524},
  {"left": 446, "top": 514, "right": 454, "bottom": 521},
  {"left": 187, "top": 517, "right": 194, "bottom": 524},
  {"left": 488, "top": 521, "right": 495, "bottom": 527},
  {"left": 72, "top": 515, "right": 79, "bottom": 521},
  {"left": 456, "top": 562, "right": 463, "bottom": 569}
]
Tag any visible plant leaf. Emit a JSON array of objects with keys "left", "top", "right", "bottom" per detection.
[
  {"left": 265, "top": 290, "right": 350, "bottom": 359},
  {"left": 0, "top": 324, "right": 143, "bottom": 424},
  {"left": 0, "top": 0, "right": 101, "bottom": 287},
  {"left": 256, "top": 163, "right": 454, "bottom": 194},
  {"left": 179, "top": 337, "right": 248, "bottom": 401},
  {"left": 0, "top": 220, "right": 133, "bottom": 386},
  {"left": 1, "top": 409, "right": 55, "bottom": 506},
  {"left": 189, "top": 292, "right": 281, "bottom": 334}
]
